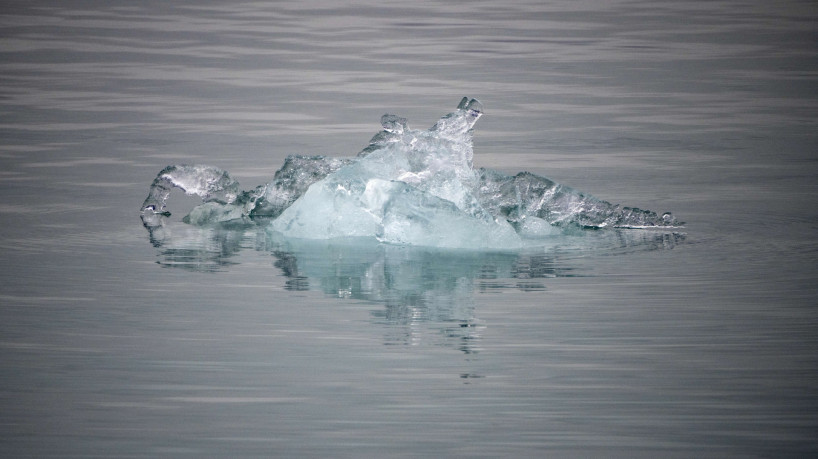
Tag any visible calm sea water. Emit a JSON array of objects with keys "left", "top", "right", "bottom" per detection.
[{"left": 1, "top": 1, "right": 817, "bottom": 457}]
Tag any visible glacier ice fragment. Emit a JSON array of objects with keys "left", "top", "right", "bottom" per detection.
[
  {"left": 140, "top": 164, "right": 240, "bottom": 215},
  {"left": 140, "top": 97, "right": 679, "bottom": 249}
]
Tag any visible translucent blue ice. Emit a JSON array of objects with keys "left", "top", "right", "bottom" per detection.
[{"left": 141, "top": 98, "right": 678, "bottom": 249}]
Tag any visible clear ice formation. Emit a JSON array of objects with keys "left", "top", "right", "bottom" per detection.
[{"left": 141, "top": 97, "right": 678, "bottom": 249}]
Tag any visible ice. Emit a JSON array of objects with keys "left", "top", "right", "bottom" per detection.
[
  {"left": 140, "top": 156, "right": 350, "bottom": 228},
  {"left": 247, "top": 155, "right": 351, "bottom": 219},
  {"left": 140, "top": 164, "right": 240, "bottom": 214},
  {"left": 476, "top": 169, "right": 678, "bottom": 232},
  {"left": 268, "top": 97, "right": 520, "bottom": 248},
  {"left": 140, "top": 97, "right": 679, "bottom": 249}
]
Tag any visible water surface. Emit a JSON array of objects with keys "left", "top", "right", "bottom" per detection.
[{"left": 1, "top": 1, "right": 817, "bottom": 457}]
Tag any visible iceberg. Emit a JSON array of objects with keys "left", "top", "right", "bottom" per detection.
[{"left": 141, "top": 97, "right": 679, "bottom": 249}]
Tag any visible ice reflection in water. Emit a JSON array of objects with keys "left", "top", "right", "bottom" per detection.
[{"left": 141, "top": 215, "right": 683, "bottom": 353}]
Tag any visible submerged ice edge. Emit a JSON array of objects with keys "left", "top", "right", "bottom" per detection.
[{"left": 141, "top": 97, "right": 680, "bottom": 250}]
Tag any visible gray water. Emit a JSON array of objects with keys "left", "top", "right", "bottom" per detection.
[{"left": 1, "top": 1, "right": 817, "bottom": 457}]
